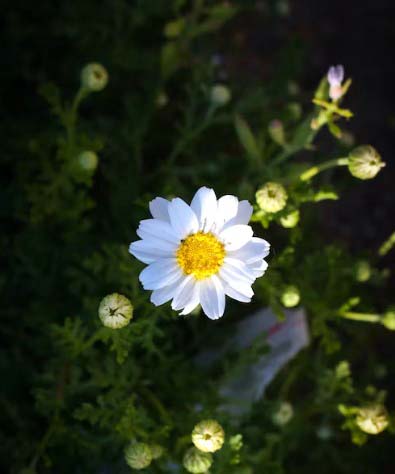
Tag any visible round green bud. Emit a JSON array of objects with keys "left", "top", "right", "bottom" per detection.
[
  {"left": 272, "top": 401, "right": 294, "bottom": 426},
  {"left": 192, "top": 419, "right": 225, "bottom": 453},
  {"left": 354, "top": 260, "right": 371, "bottom": 282},
  {"left": 256, "top": 182, "right": 288, "bottom": 213},
  {"left": 183, "top": 447, "right": 213, "bottom": 474},
  {"left": 280, "top": 209, "right": 300, "bottom": 228},
  {"left": 281, "top": 286, "right": 300, "bottom": 308},
  {"left": 382, "top": 309, "right": 395, "bottom": 330},
  {"left": 98, "top": 293, "right": 133, "bottom": 329},
  {"left": 78, "top": 150, "right": 98, "bottom": 172},
  {"left": 149, "top": 443, "right": 164, "bottom": 460},
  {"left": 210, "top": 85, "right": 231, "bottom": 107},
  {"left": 81, "top": 63, "right": 108, "bottom": 92},
  {"left": 348, "top": 145, "right": 385, "bottom": 180},
  {"left": 287, "top": 102, "right": 302, "bottom": 121},
  {"left": 124, "top": 442, "right": 152, "bottom": 470},
  {"left": 356, "top": 404, "right": 389, "bottom": 435}
]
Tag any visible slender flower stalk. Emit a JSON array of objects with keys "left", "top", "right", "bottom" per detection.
[{"left": 300, "top": 158, "right": 349, "bottom": 181}]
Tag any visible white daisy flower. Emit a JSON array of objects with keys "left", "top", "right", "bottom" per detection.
[{"left": 129, "top": 187, "right": 270, "bottom": 320}]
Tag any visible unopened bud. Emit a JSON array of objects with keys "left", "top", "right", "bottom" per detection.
[
  {"left": 149, "top": 444, "right": 164, "bottom": 460},
  {"left": 81, "top": 63, "right": 108, "bottom": 92},
  {"left": 316, "top": 424, "right": 333, "bottom": 440},
  {"left": 272, "top": 401, "right": 294, "bottom": 426},
  {"left": 281, "top": 286, "right": 300, "bottom": 308},
  {"left": 382, "top": 309, "right": 395, "bottom": 330},
  {"left": 164, "top": 18, "right": 185, "bottom": 38},
  {"left": 348, "top": 145, "right": 385, "bottom": 180},
  {"left": 124, "top": 442, "right": 152, "bottom": 470},
  {"left": 78, "top": 150, "right": 98, "bottom": 172},
  {"left": 99, "top": 293, "right": 133, "bottom": 329},
  {"left": 354, "top": 260, "right": 371, "bottom": 282},
  {"left": 183, "top": 447, "right": 213, "bottom": 474},
  {"left": 327, "top": 65, "right": 344, "bottom": 101},
  {"left": 280, "top": 209, "right": 300, "bottom": 228},
  {"left": 192, "top": 419, "right": 225, "bottom": 453},
  {"left": 210, "top": 84, "right": 231, "bottom": 107},
  {"left": 356, "top": 404, "right": 389, "bottom": 435},
  {"left": 256, "top": 182, "right": 288, "bottom": 213}
]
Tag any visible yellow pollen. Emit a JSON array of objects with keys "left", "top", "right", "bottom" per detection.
[{"left": 176, "top": 232, "right": 225, "bottom": 280}]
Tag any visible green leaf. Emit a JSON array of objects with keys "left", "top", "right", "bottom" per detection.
[{"left": 234, "top": 114, "right": 261, "bottom": 162}]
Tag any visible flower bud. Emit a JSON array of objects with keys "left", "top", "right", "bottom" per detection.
[
  {"left": 280, "top": 209, "right": 300, "bottom": 228},
  {"left": 354, "top": 260, "right": 371, "bottom": 282},
  {"left": 164, "top": 18, "right": 185, "bottom": 38},
  {"left": 268, "top": 119, "right": 286, "bottom": 146},
  {"left": 124, "top": 442, "right": 152, "bottom": 470},
  {"left": 80, "top": 63, "right": 108, "bottom": 92},
  {"left": 348, "top": 145, "right": 385, "bottom": 180},
  {"left": 280, "top": 286, "right": 300, "bottom": 308},
  {"left": 256, "top": 182, "right": 288, "bottom": 213},
  {"left": 149, "top": 443, "right": 164, "bottom": 460},
  {"left": 316, "top": 424, "right": 333, "bottom": 441},
  {"left": 272, "top": 401, "right": 294, "bottom": 426},
  {"left": 78, "top": 150, "right": 98, "bottom": 172},
  {"left": 356, "top": 404, "right": 389, "bottom": 435},
  {"left": 156, "top": 91, "right": 168, "bottom": 108},
  {"left": 327, "top": 65, "right": 344, "bottom": 101},
  {"left": 210, "top": 85, "right": 231, "bottom": 107},
  {"left": 192, "top": 419, "right": 225, "bottom": 453},
  {"left": 382, "top": 309, "right": 395, "bottom": 330},
  {"left": 98, "top": 293, "right": 133, "bottom": 329},
  {"left": 183, "top": 447, "right": 213, "bottom": 474}
]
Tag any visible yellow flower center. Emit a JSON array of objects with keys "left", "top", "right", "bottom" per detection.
[{"left": 176, "top": 232, "right": 225, "bottom": 280}]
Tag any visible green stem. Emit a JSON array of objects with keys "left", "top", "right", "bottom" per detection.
[
  {"left": 339, "top": 311, "right": 381, "bottom": 323},
  {"left": 166, "top": 105, "right": 216, "bottom": 168},
  {"left": 28, "top": 411, "right": 59, "bottom": 471},
  {"left": 300, "top": 157, "right": 349, "bottom": 181}
]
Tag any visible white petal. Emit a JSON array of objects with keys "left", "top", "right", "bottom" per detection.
[
  {"left": 219, "top": 224, "right": 253, "bottom": 251},
  {"left": 168, "top": 198, "right": 199, "bottom": 239},
  {"left": 190, "top": 187, "right": 217, "bottom": 232},
  {"left": 149, "top": 197, "right": 170, "bottom": 221},
  {"left": 223, "top": 200, "right": 253, "bottom": 229},
  {"left": 229, "top": 237, "right": 270, "bottom": 263},
  {"left": 200, "top": 275, "right": 225, "bottom": 320},
  {"left": 248, "top": 259, "right": 268, "bottom": 278},
  {"left": 129, "top": 240, "right": 174, "bottom": 263},
  {"left": 132, "top": 235, "right": 177, "bottom": 253},
  {"left": 150, "top": 275, "right": 185, "bottom": 306},
  {"left": 219, "top": 257, "right": 255, "bottom": 286},
  {"left": 223, "top": 283, "right": 252, "bottom": 303},
  {"left": 215, "top": 195, "right": 239, "bottom": 230},
  {"left": 179, "top": 298, "right": 200, "bottom": 316},
  {"left": 139, "top": 258, "right": 182, "bottom": 290},
  {"left": 137, "top": 219, "right": 181, "bottom": 244},
  {"left": 171, "top": 275, "right": 197, "bottom": 311}
]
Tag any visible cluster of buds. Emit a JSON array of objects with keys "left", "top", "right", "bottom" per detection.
[
  {"left": 182, "top": 419, "right": 225, "bottom": 473},
  {"left": 98, "top": 293, "right": 133, "bottom": 329},
  {"left": 124, "top": 441, "right": 164, "bottom": 470},
  {"left": 256, "top": 182, "right": 288, "bottom": 213}
]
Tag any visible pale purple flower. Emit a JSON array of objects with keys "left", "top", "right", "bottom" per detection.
[{"left": 327, "top": 64, "right": 345, "bottom": 101}]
